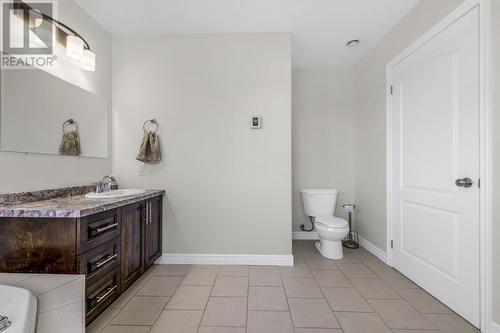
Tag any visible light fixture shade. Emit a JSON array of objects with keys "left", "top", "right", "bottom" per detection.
[
  {"left": 66, "top": 35, "right": 84, "bottom": 59},
  {"left": 81, "top": 49, "right": 96, "bottom": 71},
  {"left": 33, "top": 18, "right": 44, "bottom": 28}
]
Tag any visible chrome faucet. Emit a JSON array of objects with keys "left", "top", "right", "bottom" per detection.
[
  {"left": 95, "top": 181, "right": 106, "bottom": 193},
  {"left": 95, "top": 175, "right": 118, "bottom": 193}
]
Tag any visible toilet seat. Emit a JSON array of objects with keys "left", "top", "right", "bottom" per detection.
[{"left": 314, "top": 216, "right": 348, "bottom": 229}]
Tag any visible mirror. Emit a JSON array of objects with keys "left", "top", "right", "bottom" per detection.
[{"left": 0, "top": 67, "right": 109, "bottom": 158}]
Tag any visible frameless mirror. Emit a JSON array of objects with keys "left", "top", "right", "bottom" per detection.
[{"left": 0, "top": 67, "right": 109, "bottom": 158}]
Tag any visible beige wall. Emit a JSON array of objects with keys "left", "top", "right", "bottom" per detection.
[
  {"left": 0, "top": 0, "right": 112, "bottom": 194},
  {"left": 352, "top": 0, "right": 466, "bottom": 250},
  {"left": 292, "top": 68, "right": 354, "bottom": 230},
  {"left": 112, "top": 33, "right": 292, "bottom": 255},
  {"left": 492, "top": 0, "right": 500, "bottom": 325}
]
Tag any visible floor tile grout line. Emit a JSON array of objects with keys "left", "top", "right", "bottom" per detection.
[
  {"left": 278, "top": 258, "right": 295, "bottom": 332},
  {"left": 245, "top": 266, "right": 249, "bottom": 333},
  {"left": 325, "top": 241, "right": 458, "bottom": 327},
  {"left": 348, "top": 276, "right": 402, "bottom": 301},
  {"left": 96, "top": 268, "right": 158, "bottom": 332},
  {"left": 334, "top": 248, "right": 439, "bottom": 331},
  {"left": 114, "top": 267, "right": 183, "bottom": 331},
  {"left": 296, "top": 243, "right": 378, "bottom": 331},
  {"left": 197, "top": 265, "right": 218, "bottom": 332},
  {"left": 247, "top": 309, "right": 291, "bottom": 312},
  {"left": 316, "top": 267, "right": 344, "bottom": 330},
  {"left": 365, "top": 297, "right": 439, "bottom": 330},
  {"left": 139, "top": 269, "right": 196, "bottom": 331},
  {"left": 200, "top": 325, "right": 246, "bottom": 327},
  {"left": 299, "top": 241, "right": 398, "bottom": 331},
  {"left": 286, "top": 296, "right": 327, "bottom": 299},
  {"left": 350, "top": 265, "right": 445, "bottom": 327}
]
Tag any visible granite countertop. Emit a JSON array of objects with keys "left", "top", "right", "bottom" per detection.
[{"left": 0, "top": 189, "right": 165, "bottom": 218}]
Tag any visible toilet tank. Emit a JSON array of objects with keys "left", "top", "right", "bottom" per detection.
[{"left": 300, "top": 188, "right": 338, "bottom": 217}]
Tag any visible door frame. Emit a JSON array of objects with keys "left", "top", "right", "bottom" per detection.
[{"left": 385, "top": 0, "right": 493, "bottom": 331}]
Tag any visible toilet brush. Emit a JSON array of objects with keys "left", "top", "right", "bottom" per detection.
[{"left": 342, "top": 204, "right": 359, "bottom": 249}]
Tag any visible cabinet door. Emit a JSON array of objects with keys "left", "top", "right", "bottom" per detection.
[
  {"left": 121, "top": 201, "right": 144, "bottom": 289},
  {"left": 144, "top": 196, "right": 162, "bottom": 268}
]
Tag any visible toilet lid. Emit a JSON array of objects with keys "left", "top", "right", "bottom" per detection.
[{"left": 314, "top": 216, "right": 348, "bottom": 228}]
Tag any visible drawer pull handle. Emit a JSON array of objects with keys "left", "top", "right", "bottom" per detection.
[
  {"left": 95, "top": 223, "right": 118, "bottom": 234},
  {"left": 95, "top": 254, "right": 118, "bottom": 268},
  {"left": 96, "top": 285, "right": 117, "bottom": 304}
]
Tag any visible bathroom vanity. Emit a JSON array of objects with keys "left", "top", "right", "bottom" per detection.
[{"left": 0, "top": 188, "right": 164, "bottom": 324}]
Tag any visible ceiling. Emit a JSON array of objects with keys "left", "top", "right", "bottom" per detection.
[{"left": 75, "top": 0, "right": 420, "bottom": 68}]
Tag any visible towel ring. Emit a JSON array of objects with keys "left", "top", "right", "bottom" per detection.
[
  {"left": 143, "top": 119, "right": 158, "bottom": 132},
  {"left": 62, "top": 119, "right": 78, "bottom": 133}
]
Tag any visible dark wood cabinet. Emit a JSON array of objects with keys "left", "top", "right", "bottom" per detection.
[
  {"left": 144, "top": 196, "right": 162, "bottom": 269},
  {"left": 121, "top": 201, "right": 144, "bottom": 289},
  {"left": 0, "top": 218, "right": 78, "bottom": 274},
  {"left": 0, "top": 194, "right": 163, "bottom": 325},
  {"left": 120, "top": 196, "right": 163, "bottom": 288}
]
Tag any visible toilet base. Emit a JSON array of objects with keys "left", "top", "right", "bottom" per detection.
[{"left": 315, "top": 240, "right": 344, "bottom": 260}]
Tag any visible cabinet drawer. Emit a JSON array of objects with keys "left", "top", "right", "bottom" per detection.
[
  {"left": 79, "top": 209, "right": 120, "bottom": 253},
  {"left": 86, "top": 267, "right": 120, "bottom": 325},
  {"left": 79, "top": 238, "right": 120, "bottom": 284}
]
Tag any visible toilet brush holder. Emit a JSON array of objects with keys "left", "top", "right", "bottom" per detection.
[
  {"left": 342, "top": 204, "right": 359, "bottom": 249},
  {"left": 343, "top": 230, "right": 359, "bottom": 249}
]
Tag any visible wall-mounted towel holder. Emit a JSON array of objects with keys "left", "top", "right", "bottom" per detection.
[
  {"left": 62, "top": 119, "right": 78, "bottom": 133},
  {"left": 143, "top": 119, "right": 158, "bottom": 133}
]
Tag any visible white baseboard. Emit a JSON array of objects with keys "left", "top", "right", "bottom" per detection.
[
  {"left": 358, "top": 236, "right": 388, "bottom": 264},
  {"left": 157, "top": 253, "right": 294, "bottom": 266},
  {"left": 491, "top": 321, "right": 500, "bottom": 333},
  {"left": 292, "top": 231, "right": 319, "bottom": 240}
]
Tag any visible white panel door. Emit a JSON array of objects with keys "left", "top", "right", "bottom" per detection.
[{"left": 391, "top": 7, "right": 480, "bottom": 326}]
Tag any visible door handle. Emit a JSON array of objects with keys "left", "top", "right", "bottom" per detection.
[{"left": 455, "top": 178, "right": 473, "bottom": 188}]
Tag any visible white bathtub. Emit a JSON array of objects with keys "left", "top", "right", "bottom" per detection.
[{"left": 0, "top": 285, "right": 37, "bottom": 333}]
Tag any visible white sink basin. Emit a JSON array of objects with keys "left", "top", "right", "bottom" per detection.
[{"left": 85, "top": 189, "right": 147, "bottom": 199}]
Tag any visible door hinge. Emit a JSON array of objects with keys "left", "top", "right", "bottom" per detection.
[
  {"left": 478, "top": 179, "right": 480, "bottom": 188},
  {"left": 391, "top": 240, "right": 394, "bottom": 249},
  {"left": 390, "top": 85, "right": 394, "bottom": 95}
]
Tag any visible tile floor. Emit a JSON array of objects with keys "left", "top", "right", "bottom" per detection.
[{"left": 87, "top": 241, "right": 480, "bottom": 333}]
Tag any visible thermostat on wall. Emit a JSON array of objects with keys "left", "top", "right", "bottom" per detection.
[{"left": 251, "top": 116, "right": 262, "bottom": 129}]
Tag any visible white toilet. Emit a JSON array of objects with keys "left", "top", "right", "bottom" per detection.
[{"left": 300, "top": 188, "right": 349, "bottom": 260}]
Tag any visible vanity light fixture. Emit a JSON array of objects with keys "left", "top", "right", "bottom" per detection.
[
  {"left": 13, "top": 1, "right": 96, "bottom": 71},
  {"left": 28, "top": 15, "right": 44, "bottom": 28},
  {"left": 81, "top": 49, "right": 96, "bottom": 71},
  {"left": 66, "top": 35, "right": 84, "bottom": 60}
]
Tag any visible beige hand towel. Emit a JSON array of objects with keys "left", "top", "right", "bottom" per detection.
[
  {"left": 136, "top": 130, "right": 161, "bottom": 163},
  {"left": 59, "top": 130, "right": 81, "bottom": 156}
]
